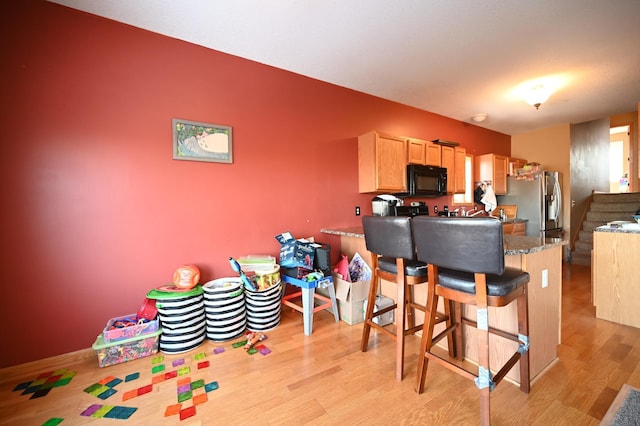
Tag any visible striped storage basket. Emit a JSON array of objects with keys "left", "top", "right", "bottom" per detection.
[{"left": 202, "top": 278, "right": 247, "bottom": 341}]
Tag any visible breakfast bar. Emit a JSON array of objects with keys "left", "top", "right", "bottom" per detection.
[
  {"left": 321, "top": 226, "right": 567, "bottom": 385},
  {"left": 592, "top": 223, "right": 640, "bottom": 328}
]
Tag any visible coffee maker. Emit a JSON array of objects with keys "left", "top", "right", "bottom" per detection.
[{"left": 371, "top": 195, "right": 402, "bottom": 216}]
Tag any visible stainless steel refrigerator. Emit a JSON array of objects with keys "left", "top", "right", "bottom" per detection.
[{"left": 498, "top": 171, "right": 562, "bottom": 237}]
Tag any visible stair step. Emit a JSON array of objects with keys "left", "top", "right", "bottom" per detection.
[
  {"left": 575, "top": 240, "right": 592, "bottom": 252},
  {"left": 593, "top": 192, "right": 640, "bottom": 204},
  {"left": 590, "top": 202, "right": 640, "bottom": 213},
  {"left": 578, "top": 230, "right": 593, "bottom": 242},
  {"left": 583, "top": 220, "right": 607, "bottom": 231},
  {"left": 570, "top": 252, "right": 592, "bottom": 266},
  {"left": 586, "top": 211, "right": 636, "bottom": 222}
]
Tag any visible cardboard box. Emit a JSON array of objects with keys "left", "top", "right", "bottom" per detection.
[
  {"left": 331, "top": 273, "right": 370, "bottom": 325},
  {"left": 275, "top": 232, "right": 316, "bottom": 269}
]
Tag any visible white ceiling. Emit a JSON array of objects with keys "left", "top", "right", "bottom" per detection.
[{"left": 49, "top": 0, "right": 640, "bottom": 135}]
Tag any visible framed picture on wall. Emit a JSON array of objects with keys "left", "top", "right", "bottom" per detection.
[{"left": 172, "top": 118, "right": 233, "bottom": 163}]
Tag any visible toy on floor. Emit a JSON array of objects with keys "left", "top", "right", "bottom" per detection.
[
  {"left": 12, "top": 369, "right": 76, "bottom": 400},
  {"left": 243, "top": 332, "right": 266, "bottom": 351}
]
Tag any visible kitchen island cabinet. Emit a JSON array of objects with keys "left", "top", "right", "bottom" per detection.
[
  {"left": 592, "top": 224, "right": 640, "bottom": 328},
  {"left": 321, "top": 226, "right": 567, "bottom": 385}
]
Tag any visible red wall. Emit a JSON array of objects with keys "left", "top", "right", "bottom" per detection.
[{"left": 0, "top": 1, "right": 510, "bottom": 367}]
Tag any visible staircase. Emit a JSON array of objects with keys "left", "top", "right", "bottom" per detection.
[{"left": 570, "top": 192, "right": 640, "bottom": 266}]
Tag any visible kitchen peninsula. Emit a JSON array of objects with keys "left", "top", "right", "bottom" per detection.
[
  {"left": 592, "top": 223, "right": 640, "bottom": 328},
  {"left": 321, "top": 225, "right": 567, "bottom": 385}
]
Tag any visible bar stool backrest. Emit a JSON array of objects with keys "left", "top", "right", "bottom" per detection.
[
  {"left": 412, "top": 216, "right": 505, "bottom": 276},
  {"left": 362, "top": 216, "right": 416, "bottom": 260}
]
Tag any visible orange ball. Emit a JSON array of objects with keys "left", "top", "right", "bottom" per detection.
[{"left": 173, "top": 264, "right": 200, "bottom": 289}]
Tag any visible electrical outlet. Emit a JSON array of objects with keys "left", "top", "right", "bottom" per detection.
[
  {"left": 355, "top": 206, "right": 360, "bottom": 216},
  {"left": 541, "top": 269, "right": 548, "bottom": 288}
]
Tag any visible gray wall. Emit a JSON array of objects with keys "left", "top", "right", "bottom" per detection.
[{"left": 570, "top": 118, "right": 610, "bottom": 245}]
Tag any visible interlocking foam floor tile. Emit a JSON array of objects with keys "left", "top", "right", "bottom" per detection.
[
  {"left": 193, "top": 393, "right": 208, "bottom": 405},
  {"left": 179, "top": 405, "right": 196, "bottom": 421},
  {"left": 97, "top": 388, "right": 117, "bottom": 400},
  {"left": 105, "top": 378, "right": 123, "bottom": 387},
  {"left": 125, "top": 372, "right": 140, "bottom": 382},
  {"left": 177, "top": 391, "right": 192, "bottom": 403},
  {"left": 30, "top": 388, "right": 51, "bottom": 399},
  {"left": 204, "top": 382, "right": 219, "bottom": 392},
  {"left": 259, "top": 347, "right": 272, "bottom": 355},
  {"left": 165, "top": 403, "right": 182, "bottom": 417},
  {"left": 98, "top": 376, "right": 116, "bottom": 385},
  {"left": 81, "top": 404, "right": 101, "bottom": 416},
  {"left": 122, "top": 389, "right": 138, "bottom": 401},
  {"left": 191, "top": 379, "right": 204, "bottom": 390},
  {"left": 92, "top": 405, "right": 114, "bottom": 418},
  {"left": 137, "top": 384, "right": 152, "bottom": 396},
  {"left": 103, "top": 406, "right": 137, "bottom": 419}
]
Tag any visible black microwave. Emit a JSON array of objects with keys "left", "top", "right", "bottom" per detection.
[{"left": 406, "top": 165, "right": 447, "bottom": 197}]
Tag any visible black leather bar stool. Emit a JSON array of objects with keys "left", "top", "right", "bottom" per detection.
[
  {"left": 412, "top": 216, "right": 530, "bottom": 425},
  {"left": 361, "top": 215, "right": 455, "bottom": 381}
]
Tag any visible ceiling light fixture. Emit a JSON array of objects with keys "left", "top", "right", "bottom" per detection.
[
  {"left": 523, "top": 84, "right": 552, "bottom": 109},
  {"left": 472, "top": 113, "right": 488, "bottom": 123}
]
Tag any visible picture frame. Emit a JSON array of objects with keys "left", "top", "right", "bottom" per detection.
[{"left": 172, "top": 118, "right": 233, "bottom": 163}]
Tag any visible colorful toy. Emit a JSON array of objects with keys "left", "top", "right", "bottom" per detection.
[
  {"left": 243, "top": 332, "right": 266, "bottom": 351},
  {"left": 173, "top": 264, "right": 200, "bottom": 289}
]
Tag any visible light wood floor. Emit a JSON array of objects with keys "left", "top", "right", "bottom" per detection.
[{"left": 1, "top": 263, "right": 640, "bottom": 425}]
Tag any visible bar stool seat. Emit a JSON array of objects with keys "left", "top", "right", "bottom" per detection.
[
  {"left": 361, "top": 215, "right": 454, "bottom": 382},
  {"left": 412, "top": 216, "right": 530, "bottom": 425}
]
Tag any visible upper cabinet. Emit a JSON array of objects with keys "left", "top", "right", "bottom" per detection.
[
  {"left": 475, "top": 153, "right": 508, "bottom": 195},
  {"left": 508, "top": 157, "right": 527, "bottom": 176},
  {"left": 440, "top": 145, "right": 466, "bottom": 194},
  {"left": 407, "top": 138, "right": 441, "bottom": 166},
  {"left": 358, "top": 131, "right": 407, "bottom": 193}
]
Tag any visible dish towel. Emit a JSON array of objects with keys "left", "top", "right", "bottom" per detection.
[{"left": 481, "top": 184, "right": 497, "bottom": 214}]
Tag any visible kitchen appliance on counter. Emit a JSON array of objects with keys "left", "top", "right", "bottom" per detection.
[
  {"left": 372, "top": 194, "right": 402, "bottom": 216},
  {"left": 394, "top": 205, "right": 429, "bottom": 217},
  {"left": 497, "top": 171, "right": 562, "bottom": 237}
]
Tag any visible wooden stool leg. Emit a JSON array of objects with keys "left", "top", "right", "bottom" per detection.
[
  {"left": 395, "top": 260, "right": 407, "bottom": 381},
  {"left": 474, "top": 273, "right": 491, "bottom": 426},
  {"left": 361, "top": 255, "right": 379, "bottom": 353},
  {"left": 517, "top": 286, "right": 530, "bottom": 393},
  {"left": 415, "top": 264, "right": 439, "bottom": 394}
]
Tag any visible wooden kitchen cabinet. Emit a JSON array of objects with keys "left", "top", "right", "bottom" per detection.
[
  {"left": 503, "top": 221, "right": 526, "bottom": 235},
  {"left": 438, "top": 145, "right": 466, "bottom": 194},
  {"left": 475, "top": 153, "right": 508, "bottom": 195},
  {"left": 358, "top": 131, "right": 407, "bottom": 193},
  {"left": 508, "top": 157, "right": 527, "bottom": 176},
  {"left": 407, "top": 138, "right": 441, "bottom": 166}
]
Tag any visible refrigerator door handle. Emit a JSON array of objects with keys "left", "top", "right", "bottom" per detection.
[{"left": 551, "top": 179, "right": 561, "bottom": 222}]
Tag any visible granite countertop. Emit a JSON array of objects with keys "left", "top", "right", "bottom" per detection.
[
  {"left": 594, "top": 223, "right": 640, "bottom": 234},
  {"left": 321, "top": 227, "right": 568, "bottom": 255}
]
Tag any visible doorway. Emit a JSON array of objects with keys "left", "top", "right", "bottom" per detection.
[{"left": 610, "top": 125, "right": 630, "bottom": 193}]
